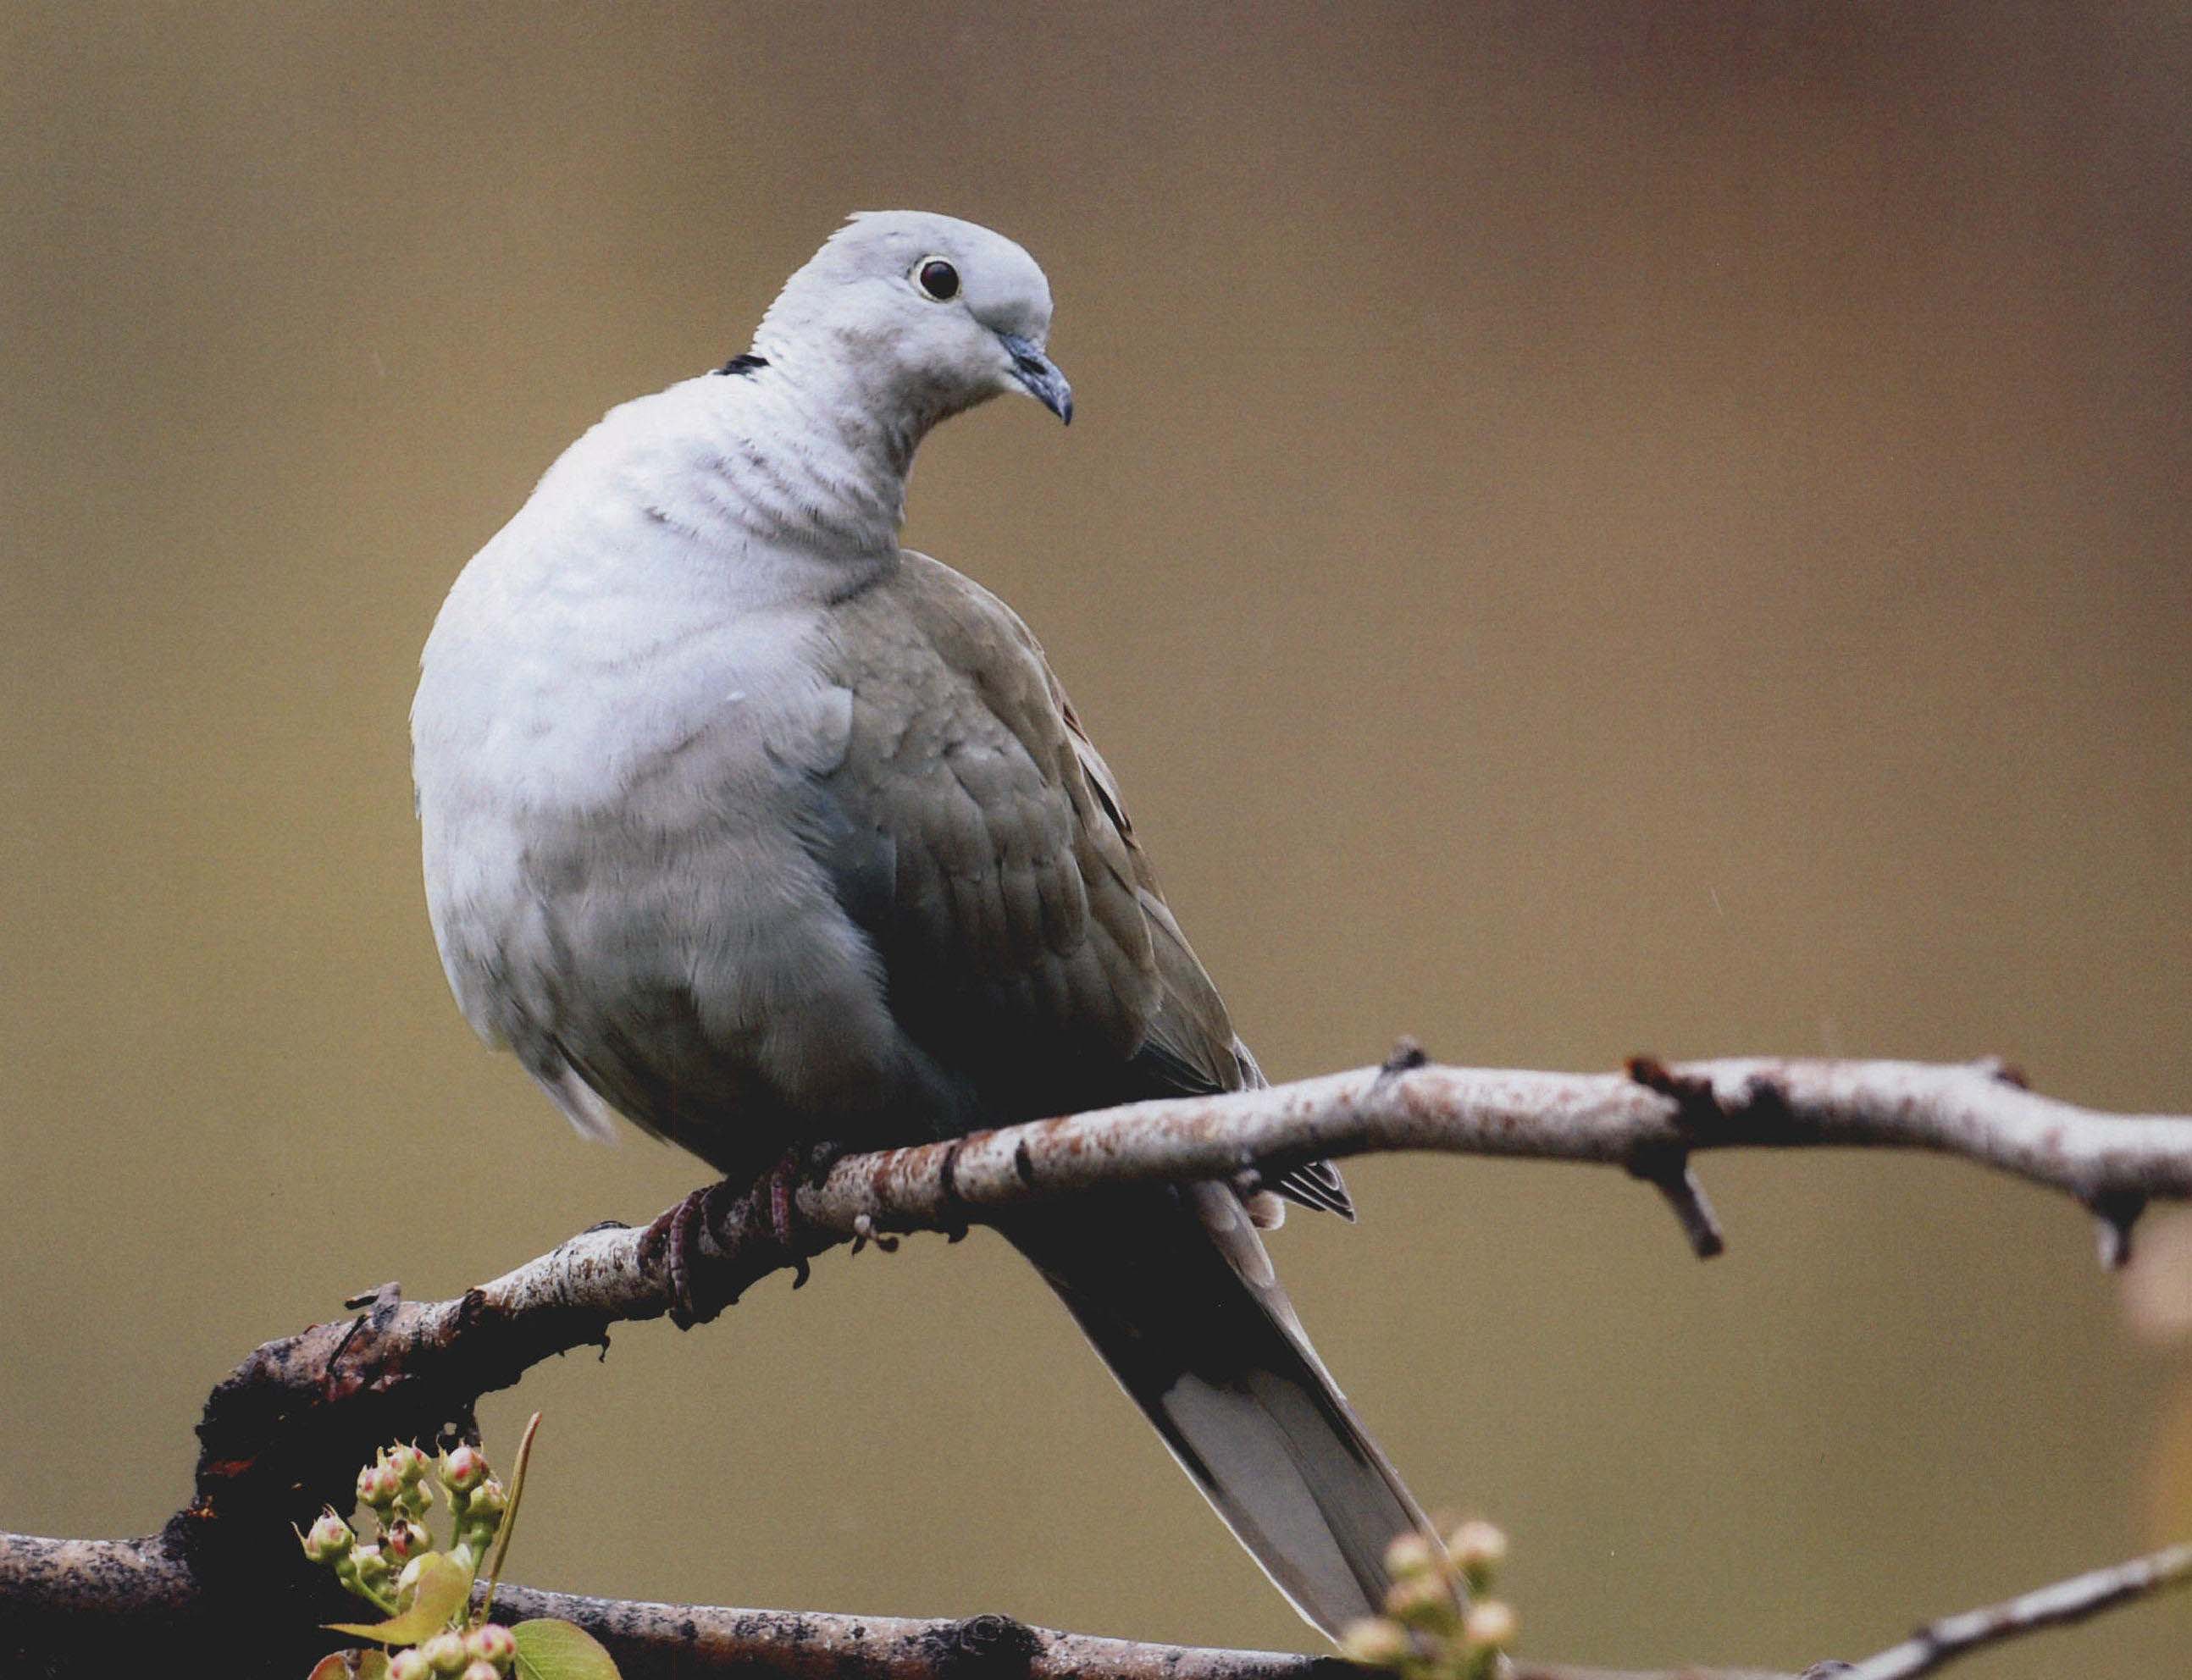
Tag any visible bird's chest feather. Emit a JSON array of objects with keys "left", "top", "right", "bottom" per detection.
[{"left": 412, "top": 545, "right": 908, "bottom": 1136}]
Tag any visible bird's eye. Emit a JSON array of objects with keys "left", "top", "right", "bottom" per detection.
[{"left": 914, "top": 257, "right": 960, "bottom": 301}]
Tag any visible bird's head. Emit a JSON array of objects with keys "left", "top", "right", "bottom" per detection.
[{"left": 753, "top": 211, "right": 1072, "bottom": 432}]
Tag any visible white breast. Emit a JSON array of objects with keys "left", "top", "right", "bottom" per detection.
[{"left": 411, "top": 378, "right": 911, "bottom": 1147}]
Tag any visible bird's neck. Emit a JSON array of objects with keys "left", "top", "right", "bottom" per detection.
[{"left": 689, "top": 338, "right": 943, "bottom": 567}]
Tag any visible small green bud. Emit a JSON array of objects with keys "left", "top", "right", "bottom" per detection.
[
  {"left": 459, "top": 1478, "right": 507, "bottom": 1549},
  {"left": 1338, "top": 1616, "right": 1411, "bottom": 1668},
  {"left": 1382, "top": 1530, "right": 1438, "bottom": 1581},
  {"left": 1447, "top": 1519, "right": 1507, "bottom": 1572},
  {"left": 421, "top": 1630, "right": 470, "bottom": 1674},
  {"left": 301, "top": 1511, "right": 354, "bottom": 1563},
  {"left": 349, "top": 1542, "right": 390, "bottom": 1586},
  {"left": 388, "top": 1652, "right": 432, "bottom": 1680},
  {"left": 1463, "top": 1600, "right": 1517, "bottom": 1650},
  {"left": 465, "top": 1623, "right": 518, "bottom": 1672},
  {"left": 397, "top": 1478, "right": 435, "bottom": 1520},
  {"left": 439, "top": 1443, "right": 490, "bottom": 1495},
  {"left": 1382, "top": 1570, "right": 1458, "bottom": 1631}
]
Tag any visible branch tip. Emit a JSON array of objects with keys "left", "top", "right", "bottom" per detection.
[
  {"left": 1627, "top": 1147, "right": 1727, "bottom": 1259},
  {"left": 2088, "top": 1191, "right": 2146, "bottom": 1271}
]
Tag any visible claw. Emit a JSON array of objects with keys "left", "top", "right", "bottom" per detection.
[
  {"left": 660, "top": 1181, "right": 733, "bottom": 1328},
  {"left": 649, "top": 1147, "right": 832, "bottom": 1324}
]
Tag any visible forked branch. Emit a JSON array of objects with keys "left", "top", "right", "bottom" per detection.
[{"left": 0, "top": 1053, "right": 2184, "bottom": 1674}]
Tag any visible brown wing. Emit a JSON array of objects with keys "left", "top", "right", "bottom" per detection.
[
  {"left": 814, "top": 552, "right": 1164, "bottom": 1120},
  {"left": 812, "top": 552, "right": 1351, "bottom": 1214}
]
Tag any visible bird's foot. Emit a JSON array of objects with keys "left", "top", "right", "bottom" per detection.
[
  {"left": 647, "top": 1143, "right": 855, "bottom": 1324},
  {"left": 655, "top": 1180, "right": 741, "bottom": 1329},
  {"left": 761, "top": 1147, "right": 815, "bottom": 1290}
]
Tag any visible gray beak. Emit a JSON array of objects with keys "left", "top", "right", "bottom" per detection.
[{"left": 998, "top": 333, "right": 1074, "bottom": 425}]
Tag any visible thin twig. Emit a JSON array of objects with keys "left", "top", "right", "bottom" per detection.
[{"left": 1834, "top": 1541, "right": 2192, "bottom": 1680}]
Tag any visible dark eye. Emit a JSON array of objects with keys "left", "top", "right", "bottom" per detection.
[{"left": 915, "top": 257, "right": 960, "bottom": 301}]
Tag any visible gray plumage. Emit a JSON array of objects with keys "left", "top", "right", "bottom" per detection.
[{"left": 412, "top": 211, "right": 1441, "bottom": 1639}]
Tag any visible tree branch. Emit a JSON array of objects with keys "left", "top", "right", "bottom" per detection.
[
  {"left": 3, "top": 1529, "right": 2183, "bottom": 1680},
  {"left": 170, "top": 1056, "right": 2192, "bottom": 1584},
  {"left": 1830, "top": 1540, "right": 2192, "bottom": 1679},
  {"left": 7, "top": 1053, "right": 2186, "bottom": 1672}
]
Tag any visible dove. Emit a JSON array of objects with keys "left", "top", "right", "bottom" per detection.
[{"left": 412, "top": 211, "right": 1444, "bottom": 1639}]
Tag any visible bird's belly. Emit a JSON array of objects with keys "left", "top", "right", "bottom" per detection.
[{"left": 417, "top": 616, "right": 933, "bottom": 1171}]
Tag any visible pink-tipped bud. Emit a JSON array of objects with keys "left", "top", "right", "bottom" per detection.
[
  {"left": 421, "top": 1630, "right": 471, "bottom": 1674},
  {"left": 462, "top": 1665, "right": 501, "bottom": 1680},
  {"left": 385, "top": 1518, "right": 433, "bottom": 1562},
  {"left": 358, "top": 1459, "right": 403, "bottom": 1509},
  {"left": 1463, "top": 1600, "right": 1517, "bottom": 1650},
  {"left": 1338, "top": 1617, "right": 1411, "bottom": 1668},
  {"left": 388, "top": 1651, "right": 431, "bottom": 1680},
  {"left": 301, "top": 1511, "right": 354, "bottom": 1563},
  {"left": 440, "top": 1443, "right": 490, "bottom": 1494},
  {"left": 349, "top": 1542, "right": 389, "bottom": 1584},
  {"left": 386, "top": 1442, "right": 431, "bottom": 1484},
  {"left": 465, "top": 1622, "right": 518, "bottom": 1669}
]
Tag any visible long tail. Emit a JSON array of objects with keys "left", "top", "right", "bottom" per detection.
[{"left": 998, "top": 1180, "right": 1442, "bottom": 1641}]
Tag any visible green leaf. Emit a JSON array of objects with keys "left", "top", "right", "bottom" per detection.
[
  {"left": 325, "top": 1552, "right": 473, "bottom": 1644},
  {"left": 511, "top": 1616, "right": 623, "bottom": 1680},
  {"left": 305, "top": 1655, "right": 390, "bottom": 1679}
]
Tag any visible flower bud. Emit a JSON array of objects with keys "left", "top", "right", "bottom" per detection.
[
  {"left": 1382, "top": 1570, "right": 1457, "bottom": 1630},
  {"left": 1464, "top": 1600, "right": 1517, "bottom": 1650},
  {"left": 1447, "top": 1519, "right": 1508, "bottom": 1572},
  {"left": 385, "top": 1518, "right": 433, "bottom": 1562},
  {"left": 358, "top": 1459, "right": 403, "bottom": 1509},
  {"left": 458, "top": 1478, "right": 507, "bottom": 1550},
  {"left": 465, "top": 1623, "right": 518, "bottom": 1671},
  {"left": 386, "top": 1443, "right": 432, "bottom": 1485},
  {"left": 462, "top": 1665, "right": 501, "bottom": 1680},
  {"left": 1381, "top": 1530, "right": 1438, "bottom": 1581},
  {"left": 388, "top": 1652, "right": 431, "bottom": 1680},
  {"left": 440, "top": 1443, "right": 490, "bottom": 1494},
  {"left": 1338, "top": 1616, "right": 1411, "bottom": 1668},
  {"left": 302, "top": 1511, "right": 354, "bottom": 1563},
  {"left": 421, "top": 1629, "right": 471, "bottom": 1673},
  {"left": 349, "top": 1542, "right": 390, "bottom": 1586}
]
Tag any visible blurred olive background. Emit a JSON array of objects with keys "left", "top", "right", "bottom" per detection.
[{"left": 3, "top": 3, "right": 2189, "bottom": 1673}]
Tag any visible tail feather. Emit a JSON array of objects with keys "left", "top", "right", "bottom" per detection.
[{"left": 999, "top": 1180, "right": 1443, "bottom": 1640}]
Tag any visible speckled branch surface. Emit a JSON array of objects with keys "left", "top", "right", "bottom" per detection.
[
  {"left": 2, "top": 1530, "right": 2183, "bottom": 1680},
  {"left": 169, "top": 1055, "right": 2192, "bottom": 1567},
  {"left": 2, "top": 1053, "right": 2187, "bottom": 1674}
]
